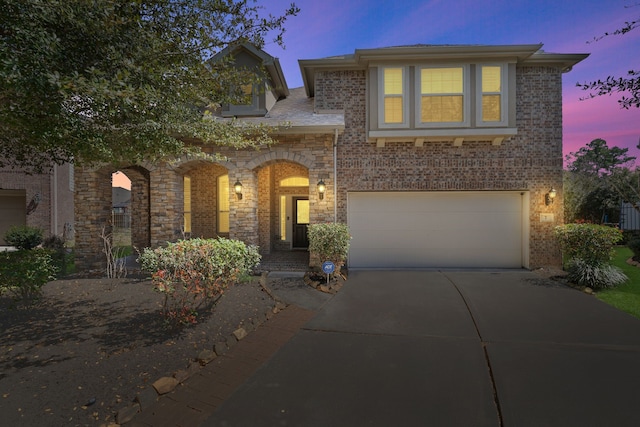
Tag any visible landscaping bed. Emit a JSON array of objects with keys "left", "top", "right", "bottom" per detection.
[{"left": 0, "top": 276, "right": 275, "bottom": 426}]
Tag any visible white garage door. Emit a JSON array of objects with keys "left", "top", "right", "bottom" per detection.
[{"left": 347, "top": 191, "right": 526, "bottom": 269}]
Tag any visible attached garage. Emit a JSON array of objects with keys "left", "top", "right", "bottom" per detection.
[{"left": 347, "top": 191, "right": 529, "bottom": 269}]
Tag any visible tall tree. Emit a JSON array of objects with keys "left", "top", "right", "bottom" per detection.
[
  {"left": 565, "top": 138, "right": 639, "bottom": 223},
  {"left": 577, "top": 5, "right": 639, "bottom": 109},
  {"left": 0, "top": 0, "right": 299, "bottom": 171}
]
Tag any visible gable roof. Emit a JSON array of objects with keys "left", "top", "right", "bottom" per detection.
[
  {"left": 299, "top": 44, "right": 589, "bottom": 97},
  {"left": 212, "top": 42, "right": 289, "bottom": 98}
]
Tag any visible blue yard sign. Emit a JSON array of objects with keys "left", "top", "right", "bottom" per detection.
[{"left": 322, "top": 261, "right": 335, "bottom": 274}]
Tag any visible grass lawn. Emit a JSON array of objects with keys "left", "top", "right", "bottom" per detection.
[{"left": 596, "top": 246, "right": 640, "bottom": 319}]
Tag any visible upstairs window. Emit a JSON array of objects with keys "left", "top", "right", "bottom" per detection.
[
  {"left": 477, "top": 64, "right": 508, "bottom": 126},
  {"left": 418, "top": 66, "right": 469, "bottom": 126},
  {"left": 381, "top": 67, "right": 407, "bottom": 126}
]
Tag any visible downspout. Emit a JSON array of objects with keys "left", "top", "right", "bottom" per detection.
[
  {"left": 333, "top": 128, "right": 338, "bottom": 223},
  {"left": 52, "top": 164, "right": 59, "bottom": 235}
]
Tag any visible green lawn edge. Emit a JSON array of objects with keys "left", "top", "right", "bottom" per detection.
[{"left": 596, "top": 246, "right": 640, "bottom": 319}]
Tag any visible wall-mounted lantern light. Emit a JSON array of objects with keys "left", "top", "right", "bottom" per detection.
[
  {"left": 545, "top": 188, "right": 557, "bottom": 206},
  {"left": 317, "top": 179, "right": 326, "bottom": 200},
  {"left": 234, "top": 180, "right": 243, "bottom": 200}
]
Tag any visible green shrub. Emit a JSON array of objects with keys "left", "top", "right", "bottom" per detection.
[
  {"left": 628, "top": 238, "right": 640, "bottom": 261},
  {"left": 42, "top": 235, "right": 68, "bottom": 276},
  {"left": 308, "top": 223, "right": 350, "bottom": 270},
  {"left": 0, "top": 249, "right": 56, "bottom": 304},
  {"left": 138, "top": 238, "right": 261, "bottom": 327},
  {"left": 566, "top": 259, "right": 628, "bottom": 289},
  {"left": 554, "top": 224, "right": 623, "bottom": 265},
  {"left": 4, "top": 225, "right": 43, "bottom": 250}
]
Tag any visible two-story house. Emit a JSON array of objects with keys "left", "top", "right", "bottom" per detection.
[{"left": 73, "top": 43, "right": 587, "bottom": 270}]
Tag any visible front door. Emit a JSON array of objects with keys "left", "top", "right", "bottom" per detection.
[{"left": 292, "top": 197, "right": 309, "bottom": 248}]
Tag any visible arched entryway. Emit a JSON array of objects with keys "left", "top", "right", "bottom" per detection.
[{"left": 255, "top": 161, "right": 310, "bottom": 254}]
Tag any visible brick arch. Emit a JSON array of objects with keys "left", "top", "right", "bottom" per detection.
[{"left": 245, "top": 150, "right": 315, "bottom": 171}]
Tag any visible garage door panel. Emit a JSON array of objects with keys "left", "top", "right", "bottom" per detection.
[{"left": 348, "top": 192, "right": 524, "bottom": 269}]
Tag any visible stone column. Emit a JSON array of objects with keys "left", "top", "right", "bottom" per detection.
[
  {"left": 149, "top": 164, "right": 183, "bottom": 247},
  {"left": 229, "top": 169, "right": 259, "bottom": 247},
  {"left": 74, "top": 166, "right": 112, "bottom": 270}
]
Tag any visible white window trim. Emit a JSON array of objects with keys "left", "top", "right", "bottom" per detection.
[
  {"left": 475, "top": 63, "right": 509, "bottom": 127},
  {"left": 415, "top": 64, "right": 471, "bottom": 128},
  {"left": 378, "top": 66, "right": 409, "bottom": 129}
]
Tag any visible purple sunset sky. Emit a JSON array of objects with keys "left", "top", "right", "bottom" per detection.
[{"left": 262, "top": 0, "right": 640, "bottom": 162}]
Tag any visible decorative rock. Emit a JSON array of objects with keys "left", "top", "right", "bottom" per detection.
[
  {"left": 226, "top": 336, "right": 237, "bottom": 349},
  {"left": 583, "top": 287, "right": 594, "bottom": 294},
  {"left": 233, "top": 327, "right": 248, "bottom": 341},
  {"left": 135, "top": 387, "right": 158, "bottom": 410},
  {"left": 152, "top": 377, "right": 179, "bottom": 395},
  {"left": 197, "top": 349, "right": 217, "bottom": 365},
  {"left": 319, "top": 285, "right": 330, "bottom": 293},
  {"left": 115, "top": 403, "right": 140, "bottom": 425},
  {"left": 214, "top": 342, "right": 228, "bottom": 356}
]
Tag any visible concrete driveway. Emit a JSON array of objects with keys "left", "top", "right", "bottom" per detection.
[{"left": 202, "top": 270, "right": 640, "bottom": 427}]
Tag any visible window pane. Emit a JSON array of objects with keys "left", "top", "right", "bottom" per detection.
[
  {"left": 218, "top": 174, "right": 229, "bottom": 233},
  {"left": 482, "top": 66, "right": 501, "bottom": 92},
  {"left": 280, "top": 176, "right": 309, "bottom": 187},
  {"left": 421, "top": 95, "right": 463, "bottom": 122},
  {"left": 422, "top": 68, "right": 463, "bottom": 94},
  {"left": 384, "top": 68, "right": 403, "bottom": 94},
  {"left": 384, "top": 97, "right": 403, "bottom": 123},
  {"left": 482, "top": 94, "right": 501, "bottom": 122},
  {"left": 296, "top": 200, "right": 310, "bottom": 224},
  {"left": 280, "top": 196, "right": 287, "bottom": 240},
  {"left": 183, "top": 176, "right": 191, "bottom": 233}
]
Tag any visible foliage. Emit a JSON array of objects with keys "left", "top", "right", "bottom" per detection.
[
  {"left": 0, "top": 0, "right": 299, "bottom": 171},
  {"left": 577, "top": 6, "right": 639, "bottom": 109},
  {"left": 0, "top": 249, "right": 56, "bottom": 304},
  {"left": 565, "top": 138, "right": 635, "bottom": 177},
  {"left": 554, "top": 223, "right": 623, "bottom": 265},
  {"left": 138, "top": 237, "right": 260, "bottom": 327},
  {"left": 42, "top": 234, "right": 68, "bottom": 276},
  {"left": 597, "top": 246, "right": 640, "bottom": 319},
  {"left": 629, "top": 238, "right": 640, "bottom": 261},
  {"left": 308, "top": 223, "right": 351, "bottom": 271},
  {"left": 566, "top": 258, "right": 628, "bottom": 289},
  {"left": 3, "top": 225, "right": 43, "bottom": 250},
  {"left": 564, "top": 139, "right": 640, "bottom": 223}
]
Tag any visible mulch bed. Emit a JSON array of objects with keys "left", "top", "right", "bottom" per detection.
[{"left": 0, "top": 276, "right": 275, "bottom": 426}]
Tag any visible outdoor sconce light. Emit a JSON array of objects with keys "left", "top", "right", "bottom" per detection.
[
  {"left": 317, "top": 179, "right": 326, "bottom": 200},
  {"left": 234, "top": 180, "right": 243, "bottom": 200},
  {"left": 545, "top": 188, "right": 557, "bottom": 206}
]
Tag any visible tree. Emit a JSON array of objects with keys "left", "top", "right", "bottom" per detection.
[
  {"left": 565, "top": 138, "right": 639, "bottom": 223},
  {"left": 0, "top": 0, "right": 299, "bottom": 171},
  {"left": 577, "top": 6, "right": 639, "bottom": 109}
]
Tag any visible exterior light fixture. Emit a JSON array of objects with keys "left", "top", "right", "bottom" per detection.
[
  {"left": 317, "top": 179, "right": 326, "bottom": 200},
  {"left": 545, "top": 188, "right": 557, "bottom": 206},
  {"left": 234, "top": 180, "right": 243, "bottom": 200}
]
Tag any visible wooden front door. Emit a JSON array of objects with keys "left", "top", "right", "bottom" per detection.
[{"left": 292, "top": 197, "right": 310, "bottom": 248}]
